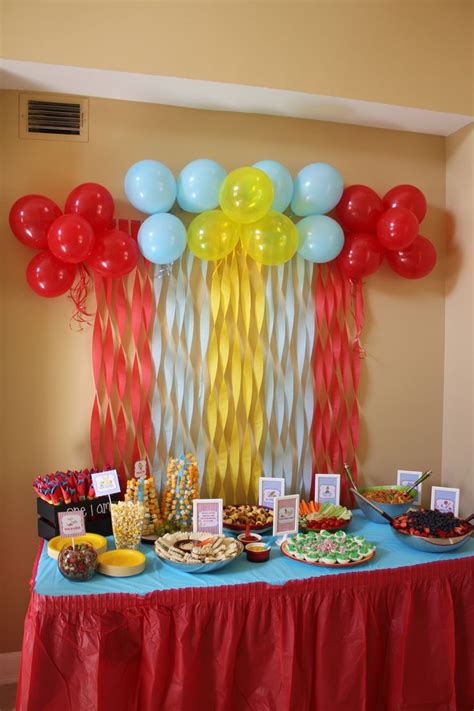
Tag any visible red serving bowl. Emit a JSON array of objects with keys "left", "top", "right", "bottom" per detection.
[
  {"left": 223, "top": 505, "right": 273, "bottom": 531},
  {"left": 245, "top": 543, "right": 270, "bottom": 562},
  {"left": 237, "top": 532, "right": 263, "bottom": 545}
]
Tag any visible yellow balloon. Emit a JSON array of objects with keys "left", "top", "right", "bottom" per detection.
[
  {"left": 187, "top": 210, "right": 240, "bottom": 261},
  {"left": 241, "top": 211, "right": 299, "bottom": 266},
  {"left": 219, "top": 167, "right": 274, "bottom": 224}
]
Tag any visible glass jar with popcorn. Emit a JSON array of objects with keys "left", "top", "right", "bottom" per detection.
[{"left": 111, "top": 501, "right": 145, "bottom": 550}]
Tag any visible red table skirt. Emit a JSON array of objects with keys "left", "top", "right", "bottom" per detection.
[{"left": 17, "top": 557, "right": 474, "bottom": 711}]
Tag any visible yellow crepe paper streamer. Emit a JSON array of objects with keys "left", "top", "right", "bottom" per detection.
[{"left": 205, "top": 252, "right": 265, "bottom": 501}]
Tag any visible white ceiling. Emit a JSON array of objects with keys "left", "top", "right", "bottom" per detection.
[{"left": 1, "top": 58, "right": 472, "bottom": 137}]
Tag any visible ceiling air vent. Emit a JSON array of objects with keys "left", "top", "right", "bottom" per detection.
[{"left": 19, "top": 93, "right": 88, "bottom": 142}]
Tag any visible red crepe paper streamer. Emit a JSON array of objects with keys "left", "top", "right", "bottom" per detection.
[
  {"left": 90, "top": 220, "right": 155, "bottom": 483},
  {"left": 312, "top": 264, "right": 362, "bottom": 507}
]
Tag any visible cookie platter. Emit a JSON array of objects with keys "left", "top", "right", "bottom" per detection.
[{"left": 281, "top": 530, "right": 376, "bottom": 567}]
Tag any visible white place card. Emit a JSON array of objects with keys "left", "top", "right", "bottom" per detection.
[
  {"left": 193, "top": 499, "right": 223, "bottom": 535},
  {"left": 397, "top": 470, "right": 423, "bottom": 505},
  {"left": 258, "top": 477, "right": 285, "bottom": 510},
  {"left": 314, "top": 474, "right": 341, "bottom": 505},
  {"left": 58, "top": 510, "right": 86, "bottom": 539},
  {"left": 92, "top": 469, "right": 121, "bottom": 497},
  {"left": 431, "top": 486, "right": 460, "bottom": 517},
  {"left": 273, "top": 495, "right": 300, "bottom": 537}
]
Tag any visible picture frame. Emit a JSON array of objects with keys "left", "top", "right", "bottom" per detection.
[
  {"left": 258, "top": 477, "right": 285, "bottom": 509},
  {"left": 430, "top": 486, "right": 460, "bottom": 517},
  {"left": 314, "top": 474, "right": 341, "bottom": 506},
  {"left": 397, "top": 470, "right": 423, "bottom": 505},
  {"left": 192, "top": 499, "right": 223, "bottom": 535},
  {"left": 272, "top": 494, "right": 300, "bottom": 537}
]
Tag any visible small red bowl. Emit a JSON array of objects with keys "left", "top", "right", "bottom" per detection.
[
  {"left": 238, "top": 532, "right": 263, "bottom": 545},
  {"left": 245, "top": 543, "right": 270, "bottom": 563}
]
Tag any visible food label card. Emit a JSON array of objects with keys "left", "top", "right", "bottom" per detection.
[
  {"left": 193, "top": 499, "right": 223, "bottom": 535},
  {"left": 134, "top": 460, "right": 147, "bottom": 479},
  {"left": 273, "top": 495, "right": 300, "bottom": 536},
  {"left": 91, "top": 469, "right": 121, "bottom": 497},
  {"left": 397, "top": 470, "right": 423, "bottom": 505},
  {"left": 314, "top": 474, "right": 340, "bottom": 505},
  {"left": 58, "top": 510, "right": 86, "bottom": 539},
  {"left": 258, "top": 477, "right": 285, "bottom": 509},
  {"left": 430, "top": 486, "right": 460, "bottom": 517}
]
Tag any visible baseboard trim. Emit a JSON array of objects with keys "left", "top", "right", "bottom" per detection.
[{"left": 0, "top": 652, "right": 21, "bottom": 685}]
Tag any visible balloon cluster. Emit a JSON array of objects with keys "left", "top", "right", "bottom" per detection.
[
  {"left": 335, "top": 184, "right": 436, "bottom": 280},
  {"left": 124, "top": 159, "right": 346, "bottom": 267},
  {"left": 9, "top": 184, "right": 139, "bottom": 308}
]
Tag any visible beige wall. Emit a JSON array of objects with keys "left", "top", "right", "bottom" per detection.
[
  {"left": 443, "top": 124, "right": 474, "bottom": 515},
  {"left": 1, "top": 89, "right": 446, "bottom": 651},
  {"left": 1, "top": 0, "right": 473, "bottom": 115}
]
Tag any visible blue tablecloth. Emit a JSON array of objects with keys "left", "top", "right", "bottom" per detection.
[{"left": 34, "top": 510, "right": 474, "bottom": 597}]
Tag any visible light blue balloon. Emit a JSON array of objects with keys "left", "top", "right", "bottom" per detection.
[
  {"left": 297, "top": 215, "right": 344, "bottom": 263},
  {"left": 138, "top": 213, "right": 186, "bottom": 265},
  {"left": 291, "top": 163, "right": 344, "bottom": 216},
  {"left": 253, "top": 160, "right": 293, "bottom": 212},
  {"left": 177, "top": 159, "right": 227, "bottom": 213},
  {"left": 124, "top": 159, "right": 176, "bottom": 215}
]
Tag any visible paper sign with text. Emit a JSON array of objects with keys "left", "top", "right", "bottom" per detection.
[
  {"left": 273, "top": 495, "right": 300, "bottom": 537},
  {"left": 134, "top": 460, "right": 147, "bottom": 479},
  {"left": 314, "top": 474, "right": 340, "bottom": 506},
  {"left": 92, "top": 469, "right": 121, "bottom": 497},
  {"left": 258, "top": 477, "right": 285, "bottom": 509},
  {"left": 58, "top": 510, "right": 86, "bottom": 539},
  {"left": 430, "top": 486, "right": 460, "bottom": 517},
  {"left": 193, "top": 499, "right": 223, "bottom": 535}
]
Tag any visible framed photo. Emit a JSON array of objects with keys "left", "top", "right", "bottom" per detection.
[
  {"left": 430, "top": 486, "right": 460, "bottom": 517},
  {"left": 314, "top": 474, "right": 340, "bottom": 506},
  {"left": 397, "top": 470, "right": 423, "bottom": 505},
  {"left": 258, "top": 477, "right": 285, "bottom": 510},
  {"left": 192, "top": 499, "right": 223, "bottom": 535},
  {"left": 272, "top": 495, "right": 300, "bottom": 537}
]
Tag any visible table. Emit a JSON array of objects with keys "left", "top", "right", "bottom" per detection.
[{"left": 17, "top": 513, "right": 474, "bottom": 711}]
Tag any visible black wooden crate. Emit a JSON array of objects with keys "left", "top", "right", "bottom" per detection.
[{"left": 36, "top": 494, "right": 120, "bottom": 540}]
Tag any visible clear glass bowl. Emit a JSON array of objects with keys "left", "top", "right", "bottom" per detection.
[{"left": 111, "top": 501, "right": 145, "bottom": 549}]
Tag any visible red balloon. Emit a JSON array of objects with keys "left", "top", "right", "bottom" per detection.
[
  {"left": 376, "top": 207, "right": 418, "bottom": 251},
  {"left": 335, "top": 185, "right": 383, "bottom": 233},
  {"left": 383, "top": 184, "right": 427, "bottom": 223},
  {"left": 64, "top": 183, "right": 115, "bottom": 229},
  {"left": 9, "top": 195, "right": 62, "bottom": 250},
  {"left": 47, "top": 214, "right": 95, "bottom": 263},
  {"left": 386, "top": 235, "right": 437, "bottom": 279},
  {"left": 337, "top": 233, "right": 384, "bottom": 279},
  {"left": 86, "top": 229, "right": 139, "bottom": 278},
  {"left": 26, "top": 251, "right": 77, "bottom": 297}
]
